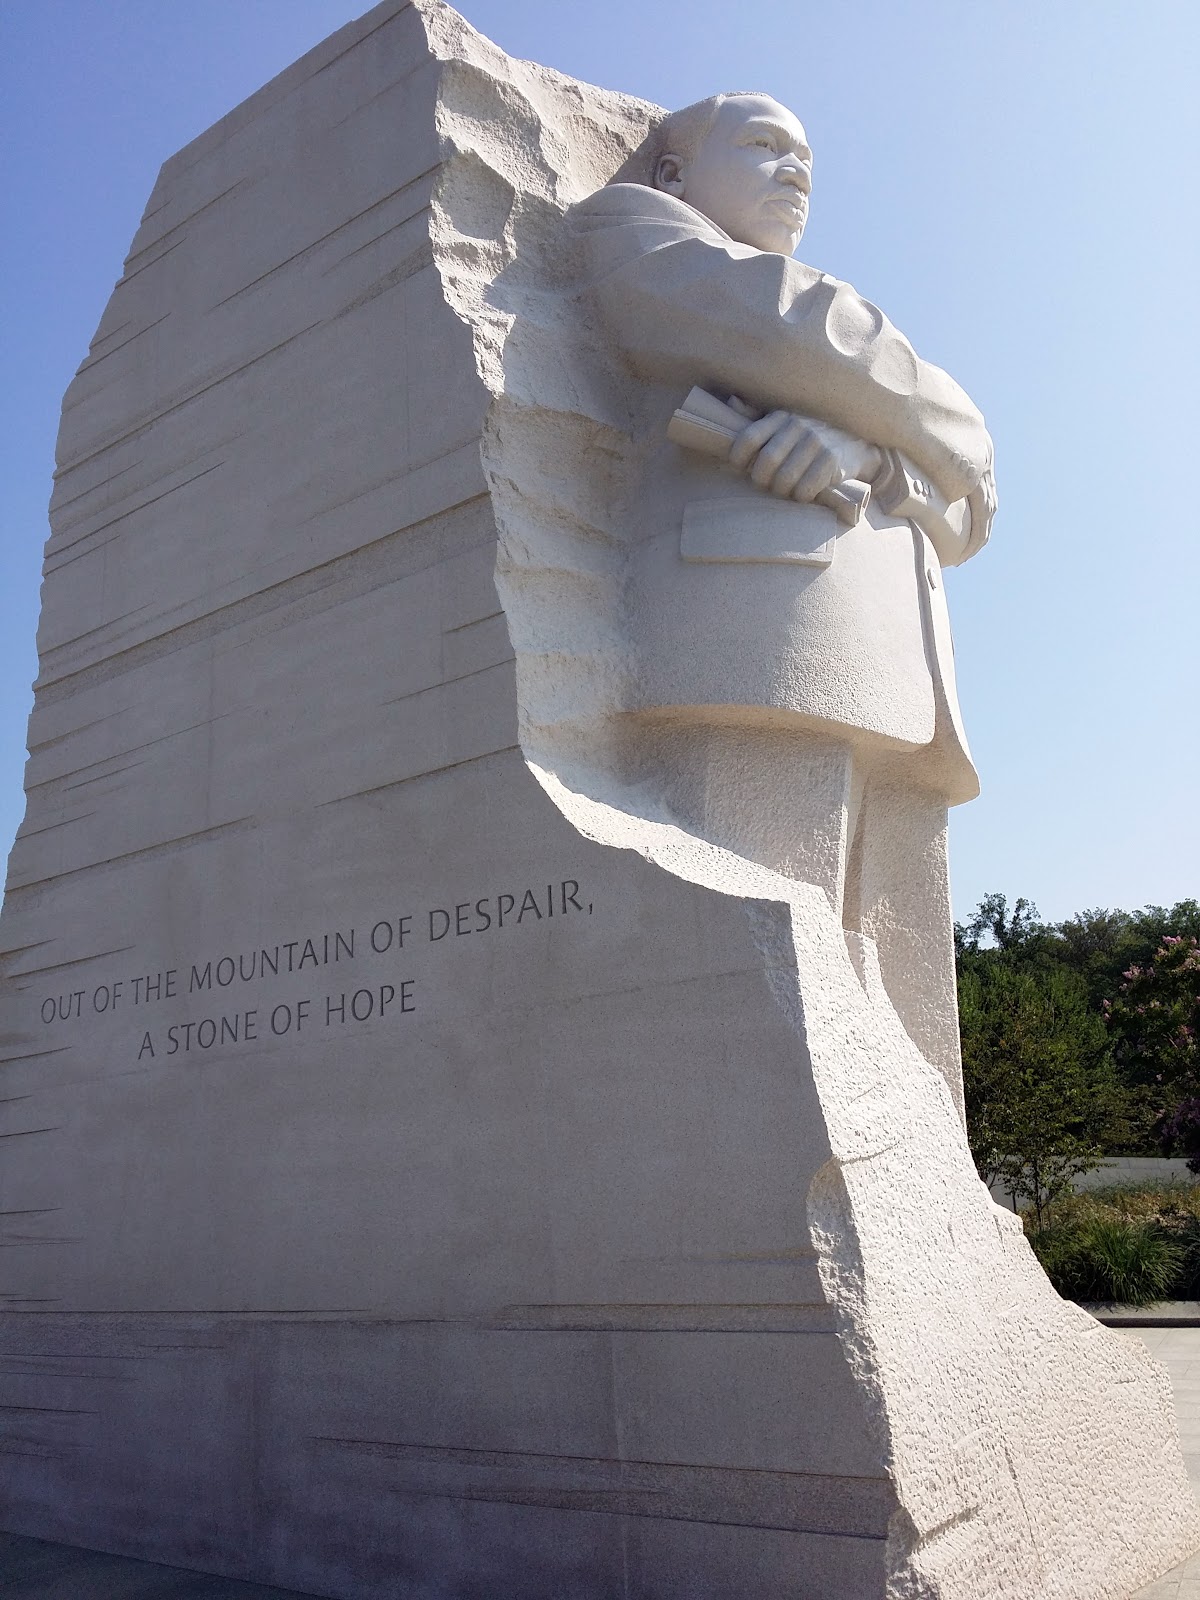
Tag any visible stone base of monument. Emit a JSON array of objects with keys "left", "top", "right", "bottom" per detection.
[{"left": 1, "top": 3, "right": 1196, "bottom": 1597}]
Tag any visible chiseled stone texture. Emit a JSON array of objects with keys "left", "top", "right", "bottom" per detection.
[{"left": 0, "top": 3, "right": 1195, "bottom": 1597}]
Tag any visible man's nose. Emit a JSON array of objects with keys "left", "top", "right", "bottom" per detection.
[{"left": 777, "top": 163, "right": 812, "bottom": 197}]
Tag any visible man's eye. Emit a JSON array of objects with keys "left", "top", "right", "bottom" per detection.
[{"left": 752, "top": 138, "right": 775, "bottom": 151}]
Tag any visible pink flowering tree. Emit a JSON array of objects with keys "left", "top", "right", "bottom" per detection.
[{"left": 1104, "top": 937, "right": 1200, "bottom": 1156}]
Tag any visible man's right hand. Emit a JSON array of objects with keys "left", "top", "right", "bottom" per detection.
[{"left": 728, "top": 409, "right": 882, "bottom": 503}]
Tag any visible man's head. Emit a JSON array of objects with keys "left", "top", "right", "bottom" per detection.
[{"left": 651, "top": 93, "right": 812, "bottom": 256}]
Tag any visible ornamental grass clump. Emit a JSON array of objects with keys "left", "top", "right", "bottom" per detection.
[
  {"left": 1021, "top": 1179, "right": 1200, "bottom": 1303},
  {"left": 1029, "top": 1213, "right": 1183, "bottom": 1306},
  {"left": 1075, "top": 1217, "right": 1182, "bottom": 1305},
  {"left": 1155, "top": 1207, "right": 1200, "bottom": 1298}
]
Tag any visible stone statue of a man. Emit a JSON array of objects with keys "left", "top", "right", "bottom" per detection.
[{"left": 567, "top": 93, "right": 998, "bottom": 1100}]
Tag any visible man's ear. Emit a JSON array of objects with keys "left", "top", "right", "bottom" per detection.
[{"left": 654, "top": 153, "right": 686, "bottom": 197}]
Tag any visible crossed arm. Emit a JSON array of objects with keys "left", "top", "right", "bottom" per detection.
[
  {"left": 571, "top": 184, "right": 996, "bottom": 557},
  {"left": 726, "top": 403, "right": 996, "bottom": 565}
]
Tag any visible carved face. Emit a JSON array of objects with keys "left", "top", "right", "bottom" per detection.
[{"left": 659, "top": 94, "right": 812, "bottom": 256}]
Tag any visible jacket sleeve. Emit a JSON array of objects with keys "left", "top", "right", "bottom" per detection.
[{"left": 569, "top": 185, "right": 991, "bottom": 506}]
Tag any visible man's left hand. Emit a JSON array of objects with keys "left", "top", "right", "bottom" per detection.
[{"left": 728, "top": 409, "right": 883, "bottom": 503}]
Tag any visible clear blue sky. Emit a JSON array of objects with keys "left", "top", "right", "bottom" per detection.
[{"left": 2, "top": 0, "right": 1197, "bottom": 925}]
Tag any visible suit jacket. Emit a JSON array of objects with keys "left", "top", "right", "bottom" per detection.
[
  {"left": 569, "top": 184, "right": 992, "bottom": 507},
  {"left": 565, "top": 183, "right": 990, "bottom": 803}
]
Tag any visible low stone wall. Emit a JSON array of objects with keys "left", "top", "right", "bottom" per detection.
[{"left": 990, "top": 1157, "right": 1196, "bottom": 1209}]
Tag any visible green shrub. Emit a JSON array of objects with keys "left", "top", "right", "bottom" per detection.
[
  {"left": 1020, "top": 1179, "right": 1200, "bottom": 1304},
  {"left": 1027, "top": 1227, "right": 1088, "bottom": 1297},
  {"left": 1029, "top": 1216, "right": 1182, "bottom": 1306},
  {"left": 1158, "top": 1210, "right": 1200, "bottom": 1299}
]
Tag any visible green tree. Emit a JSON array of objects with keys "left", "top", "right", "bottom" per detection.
[
  {"left": 1105, "top": 935, "right": 1200, "bottom": 1132},
  {"left": 1056, "top": 900, "right": 1200, "bottom": 1011},
  {"left": 960, "top": 954, "right": 1127, "bottom": 1228},
  {"left": 957, "top": 891, "right": 1047, "bottom": 957},
  {"left": 956, "top": 895, "right": 1200, "bottom": 1161}
]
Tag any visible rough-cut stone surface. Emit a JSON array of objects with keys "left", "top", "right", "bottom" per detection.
[{"left": 0, "top": 3, "right": 1196, "bottom": 1597}]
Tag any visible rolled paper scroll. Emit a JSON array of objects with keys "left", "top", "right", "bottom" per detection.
[{"left": 667, "top": 386, "right": 871, "bottom": 527}]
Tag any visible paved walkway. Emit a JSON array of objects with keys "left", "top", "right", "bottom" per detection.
[
  {"left": 1126, "top": 1326, "right": 1200, "bottom": 1599},
  {"left": 4, "top": 1328, "right": 1200, "bottom": 1598}
]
